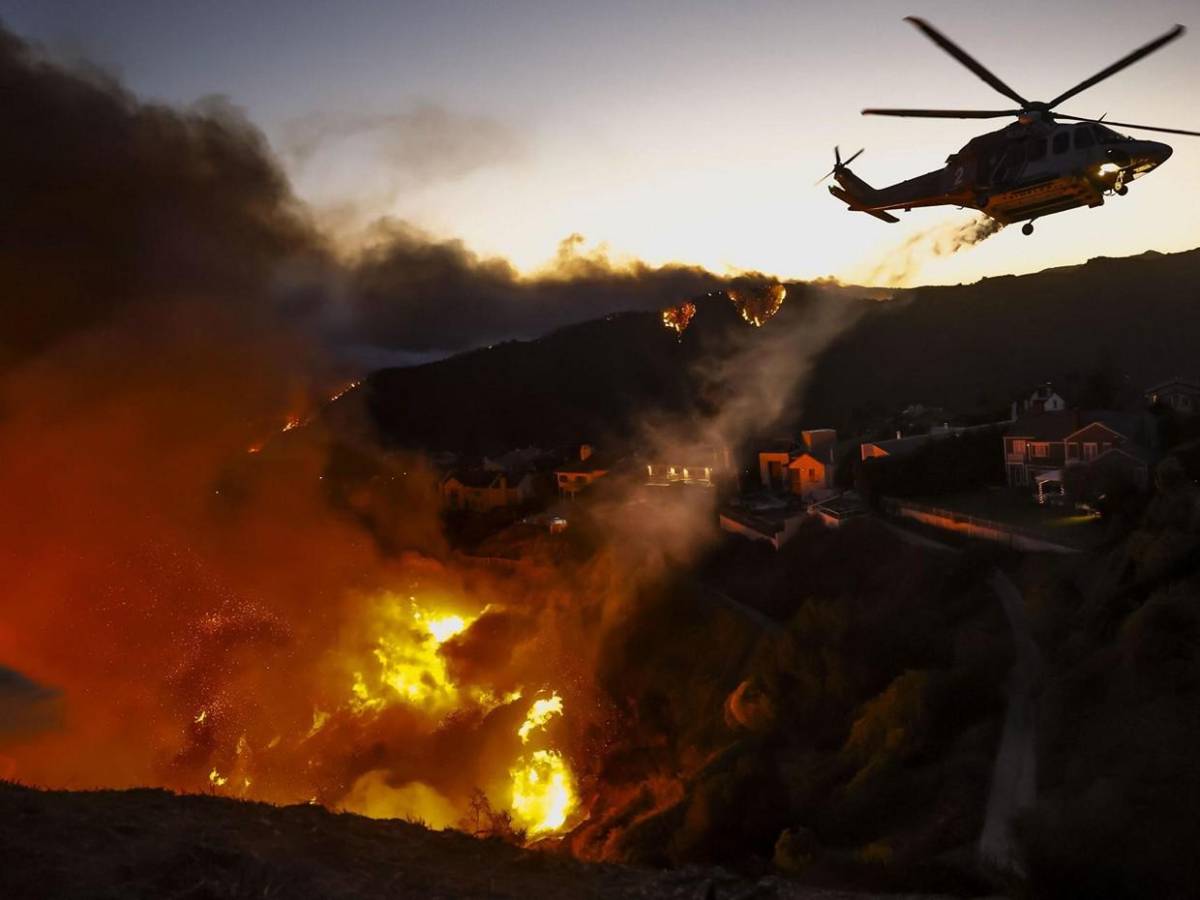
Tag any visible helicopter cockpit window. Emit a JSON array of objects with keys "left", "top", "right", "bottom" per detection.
[
  {"left": 1074, "top": 126, "right": 1095, "bottom": 148},
  {"left": 1052, "top": 131, "right": 1070, "bottom": 154},
  {"left": 1027, "top": 138, "right": 1046, "bottom": 161},
  {"left": 1094, "top": 124, "right": 1128, "bottom": 144}
]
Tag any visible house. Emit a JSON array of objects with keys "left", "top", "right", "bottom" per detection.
[
  {"left": 1145, "top": 376, "right": 1200, "bottom": 415},
  {"left": 1010, "top": 383, "right": 1067, "bottom": 420},
  {"left": 719, "top": 497, "right": 808, "bottom": 550},
  {"left": 1004, "top": 410, "right": 1152, "bottom": 491},
  {"left": 810, "top": 492, "right": 869, "bottom": 528},
  {"left": 554, "top": 444, "right": 611, "bottom": 497},
  {"left": 757, "top": 429, "right": 840, "bottom": 498},
  {"left": 442, "top": 468, "right": 535, "bottom": 512},
  {"left": 645, "top": 445, "right": 732, "bottom": 488}
]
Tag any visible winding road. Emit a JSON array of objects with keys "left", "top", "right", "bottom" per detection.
[{"left": 978, "top": 569, "right": 1042, "bottom": 873}]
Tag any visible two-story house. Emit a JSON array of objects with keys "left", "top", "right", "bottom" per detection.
[
  {"left": 554, "top": 444, "right": 612, "bottom": 498},
  {"left": 1010, "top": 383, "right": 1067, "bottom": 421},
  {"left": 442, "top": 468, "right": 535, "bottom": 512},
  {"left": 1004, "top": 410, "right": 1151, "bottom": 490},
  {"left": 758, "top": 429, "right": 840, "bottom": 499}
]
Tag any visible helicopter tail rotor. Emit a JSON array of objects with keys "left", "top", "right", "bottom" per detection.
[{"left": 814, "top": 146, "right": 864, "bottom": 186}]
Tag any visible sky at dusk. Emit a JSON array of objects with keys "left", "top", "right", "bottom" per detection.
[{"left": 4, "top": 0, "right": 1200, "bottom": 285}]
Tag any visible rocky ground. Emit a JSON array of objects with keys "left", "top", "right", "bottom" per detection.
[{"left": 0, "top": 782, "right": 994, "bottom": 900}]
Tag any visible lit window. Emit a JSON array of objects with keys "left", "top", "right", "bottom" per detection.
[{"left": 1033, "top": 443, "right": 1049, "bottom": 458}]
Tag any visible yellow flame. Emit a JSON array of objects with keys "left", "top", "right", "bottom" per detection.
[
  {"left": 518, "top": 693, "right": 563, "bottom": 743},
  {"left": 208, "top": 768, "right": 227, "bottom": 787},
  {"left": 194, "top": 710, "right": 207, "bottom": 725},
  {"left": 509, "top": 693, "right": 576, "bottom": 835},
  {"left": 349, "top": 596, "right": 478, "bottom": 715},
  {"left": 510, "top": 750, "right": 574, "bottom": 835}
]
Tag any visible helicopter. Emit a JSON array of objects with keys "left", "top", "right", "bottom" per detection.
[{"left": 821, "top": 17, "right": 1200, "bottom": 235}]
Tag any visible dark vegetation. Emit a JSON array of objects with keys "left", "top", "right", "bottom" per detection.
[
  {"left": 365, "top": 293, "right": 773, "bottom": 454},
  {"left": 578, "top": 520, "right": 1010, "bottom": 895},
  {"left": 1009, "top": 462, "right": 1200, "bottom": 900},
  {"left": 804, "top": 250, "right": 1200, "bottom": 433}
]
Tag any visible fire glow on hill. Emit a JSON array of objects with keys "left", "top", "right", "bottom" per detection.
[{"left": 660, "top": 279, "right": 787, "bottom": 338}]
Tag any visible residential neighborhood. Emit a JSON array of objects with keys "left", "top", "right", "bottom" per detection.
[{"left": 426, "top": 374, "right": 1198, "bottom": 556}]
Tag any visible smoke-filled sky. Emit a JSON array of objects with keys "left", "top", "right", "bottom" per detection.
[{"left": 4, "top": 0, "right": 1199, "bottom": 288}]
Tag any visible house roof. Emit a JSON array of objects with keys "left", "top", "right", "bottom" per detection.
[
  {"left": 862, "top": 434, "right": 932, "bottom": 457},
  {"left": 788, "top": 450, "right": 831, "bottom": 468},
  {"left": 811, "top": 492, "right": 869, "bottom": 520},
  {"left": 1007, "top": 410, "right": 1082, "bottom": 441},
  {"left": 1145, "top": 376, "right": 1200, "bottom": 394}
]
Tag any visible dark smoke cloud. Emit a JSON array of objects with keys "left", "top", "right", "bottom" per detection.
[
  {"left": 345, "top": 224, "right": 724, "bottom": 355},
  {"left": 0, "top": 27, "right": 331, "bottom": 370}
]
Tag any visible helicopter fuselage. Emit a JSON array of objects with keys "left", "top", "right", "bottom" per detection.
[{"left": 832, "top": 119, "right": 1172, "bottom": 227}]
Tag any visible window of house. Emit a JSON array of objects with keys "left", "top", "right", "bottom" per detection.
[
  {"left": 1033, "top": 443, "right": 1049, "bottom": 458},
  {"left": 1011, "top": 439, "right": 1026, "bottom": 456},
  {"left": 1084, "top": 442, "right": 1098, "bottom": 460},
  {"left": 807, "top": 467, "right": 816, "bottom": 481},
  {"left": 1074, "top": 126, "right": 1095, "bottom": 149},
  {"left": 1052, "top": 131, "right": 1070, "bottom": 154}
]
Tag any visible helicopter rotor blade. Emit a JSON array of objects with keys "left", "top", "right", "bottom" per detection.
[
  {"left": 1045, "top": 25, "right": 1185, "bottom": 110},
  {"left": 1054, "top": 113, "right": 1200, "bottom": 138},
  {"left": 903, "top": 17, "right": 1030, "bottom": 107},
  {"left": 842, "top": 147, "right": 864, "bottom": 166},
  {"left": 862, "top": 108, "right": 1020, "bottom": 119}
]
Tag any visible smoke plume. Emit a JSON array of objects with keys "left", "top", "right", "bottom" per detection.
[{"left": 866, "top": 215, "right": 1005, "bottom": 287}]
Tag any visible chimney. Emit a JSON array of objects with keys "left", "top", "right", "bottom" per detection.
[{"left": 579, "top": 443, "right": 593, "bottom": 461}]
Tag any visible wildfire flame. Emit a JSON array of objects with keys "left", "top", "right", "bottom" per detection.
[
  {"left": 661, "top": 301, "right": 697, "bottom": 337},
  {"left": 727, "top": 282, "right": 786, "bottom": 327},
  {"left": 350, "top": 596, "right": 479, "bottom": 715},
  {"left": 510, "top": 692, "right": 577, "bottom": 836}
]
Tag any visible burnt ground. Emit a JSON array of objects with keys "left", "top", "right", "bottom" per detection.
[{"left": 0, "top": 782, "right": 989, "bottom": 900}]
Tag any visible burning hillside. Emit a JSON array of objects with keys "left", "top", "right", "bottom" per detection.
[{"left": 1, "top": 21, "right": 999, "bottom": 897}]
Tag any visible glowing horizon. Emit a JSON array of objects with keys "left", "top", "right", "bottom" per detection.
[{"left": 6, "top": 0, "right": 1200, "bottom": 289}]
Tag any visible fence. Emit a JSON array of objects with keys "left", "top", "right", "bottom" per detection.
[{"left": 882, "top": 497, "right": 1081, "bottom": 554}]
